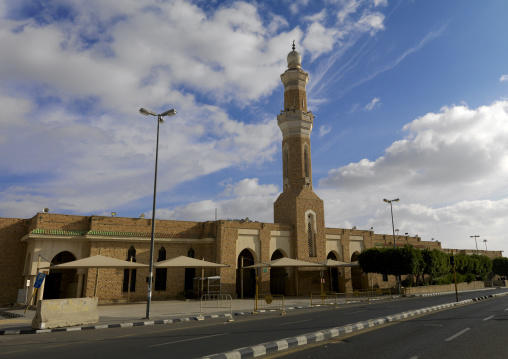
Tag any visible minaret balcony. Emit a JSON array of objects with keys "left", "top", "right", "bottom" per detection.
[{"left": 277, "top": 111, "right": 314, "bottom": 139}]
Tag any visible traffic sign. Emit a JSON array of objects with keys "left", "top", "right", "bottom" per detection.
[{"left": 34, "top": 273, "right": 46, "bottom": 289}]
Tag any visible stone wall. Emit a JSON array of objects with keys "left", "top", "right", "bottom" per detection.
[
  {"left": 0, "top": 217, "right": 28, "bottom": 305},
  {"left": 403, "top": 281, "right": 486, "bottom": 295}
]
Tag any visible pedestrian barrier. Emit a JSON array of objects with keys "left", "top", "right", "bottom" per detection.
[
  {"left": 198, "top": 294, "right": 234, "bottom": 322},
  {"left": 310, "top": 292, "right": 345, "bottom": 308},
  {"left": 254, "top": 294, "right": 286, "bottom": 315},
  {"left": 345, "top": 288, "right": 393, "bottom": 303}
]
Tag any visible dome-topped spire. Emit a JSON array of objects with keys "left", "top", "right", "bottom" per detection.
[{"left": 287, "top": 40, "right": 301, "bottom": 69}]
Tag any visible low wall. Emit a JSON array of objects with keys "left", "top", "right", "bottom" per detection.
[
  {"left": 403, "top": 281, "right": 485, "bottom": 295},
  {"left": 32, "top": 297, "right": 99, "bottom": 329}
]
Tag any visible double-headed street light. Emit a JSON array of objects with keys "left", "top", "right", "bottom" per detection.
[
  {"left": 139, "top": 107, "right": 177, "bottom": 319},
  {"left": 470, "top": 235, "right": 480, "bottom": 255},
  {"left": 383, "top": 198, "right": 400, "bottom": 293}
]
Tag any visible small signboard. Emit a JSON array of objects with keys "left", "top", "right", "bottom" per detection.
[
  {"left": 263, "top": 268, "right": 268, "bottom": 273},
  {"left": 34, "top": 273, "right": 46, "bottom": 289}
]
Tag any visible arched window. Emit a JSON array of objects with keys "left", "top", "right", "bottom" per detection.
[
  {"left": 307, "top": 214, "right": 316, "bottom": 257},
  {"left": 123, "top": 246, "right": 136, "bottom": 292},
  {"left": 283, "top": 146, "right": 289, "bottom": 179},
  {"left": 304, "top": 146, "right": 309, "bottom": 178},
  {"left": 155, "top": 247, "right": 167, "bottom": 291}
]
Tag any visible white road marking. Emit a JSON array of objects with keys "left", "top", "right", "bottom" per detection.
[
  {"left": 483, "top": 315, "right": 495, "bottom": 321},
  {"left": 445, "top": 328, "right": 470, "bottom": 342},
  {"left": 409, "top": 356, "right": 419, "bottom": 359},
  {"left": 345, "top": 310, "right": 367, "bottom": 314},
  {"left": 147, "top": 332, "right": 229, "bottom": 347},
  {"left": 274, "top": 319, "right": 311, "bottom": 326}
]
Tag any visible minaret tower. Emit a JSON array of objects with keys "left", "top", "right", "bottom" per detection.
[{"left": 274, "top": 42, "right": 325, "bottom": 260}]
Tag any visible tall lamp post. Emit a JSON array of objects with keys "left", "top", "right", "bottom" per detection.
[
  {"left": 483, "top": 239, "right": 488, "bottom": 252},
  {"left": 139, "top": 107, "right": 177, "bottom": 319},
  {"left": 470, "top": 235, "right": 480, "bottom": 255},
  {"left": 383, "top": 198, "right": 400, "bottom": 294}
]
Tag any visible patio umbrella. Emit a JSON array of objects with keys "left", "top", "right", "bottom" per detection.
[
  {"left": 41, "top": 255, "right": 148, "bottom": 269},
  {"left": 319, "top": 259, "right": 360, "bottom": 267},
  {"left": 153, "top": 256, "right": 228, "bottom": 268},
  {"left": 244, "top": 257, "right": 325, "bottom": 296},
  {"left": 243, "top": 257, "right": 325, "bottom": 269},
  {"left": 154, "top": 256, "right": 228, "bottom": 296},
  {"left": 40, "top": 255, "right": 148, "bottom": 298}
]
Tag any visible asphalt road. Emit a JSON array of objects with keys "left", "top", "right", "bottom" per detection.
[
  {"left": 0, "top": 289, "right": 506, "bottom": 359},
  {"left": 266, "top": 293, "right": 508, "bottom": 359}
]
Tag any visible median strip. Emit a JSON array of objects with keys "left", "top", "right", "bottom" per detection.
[{"left": 201, "top": 292, "right": 508, "bottom": 359}]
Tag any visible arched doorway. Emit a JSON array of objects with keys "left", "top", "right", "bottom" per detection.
[
  {"left": 184, "top": 248, "right": 195, "bottom": 292},
  {"left": 44, "top": 251, "right": 77, "bottom": 299},
  {"left": 351, "top": 252, "right": 364, "bottom": 290},
  {"left": 327, "top": 252, "right": 340, "bottom": 293},
  {"left": 237, "top": 249, "right": 256, "bottom": 298},
  {"left": 270, "top": 250, "right": 286, "bottom": 295}
]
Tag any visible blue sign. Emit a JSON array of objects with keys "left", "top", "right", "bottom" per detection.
[{"left": 34, "top": 273, "right": 46, "bottom": 289}]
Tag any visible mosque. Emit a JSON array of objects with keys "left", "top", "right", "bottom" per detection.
[{"left": 0, "top": 45, "right": 500, "bottom": 306}]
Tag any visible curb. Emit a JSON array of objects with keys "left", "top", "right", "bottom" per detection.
[
  {"left": 0, "top": 311, "right": 26, "bottom": 319},
  {"left": 0, "top": 308, "right": 312, "bottom": 336},
  {"left": 201, "top": 292, "right": 508, "bottom": 359}
]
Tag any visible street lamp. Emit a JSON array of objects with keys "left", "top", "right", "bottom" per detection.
[
  {"left": 483, "top": 239, "right": 488, "bottom": 252},
  {"left": 139, "top": 107, "right": 177, "bottom": 319},
  {"left": 470, "top": 235, "right": 480, "bottom": 255},
  {"left": 383, "top": 198, "right": 400, "bottom": 293}
]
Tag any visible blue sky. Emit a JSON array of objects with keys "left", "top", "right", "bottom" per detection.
[{"left": 1, "top": 0, "right": 507, "bottom": 257}]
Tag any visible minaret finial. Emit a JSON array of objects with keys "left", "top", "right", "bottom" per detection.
[{"left": 292, "top": 40, "right": 295, "bottom": 51}]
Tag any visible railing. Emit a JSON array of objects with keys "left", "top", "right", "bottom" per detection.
[
  {"left": 199, "top": 294, "right": 234, "bottom": 322},
  {"left": 310, "top": 292, "right": 345, "bottom": 308},
  {"left": 345, "top": 288, "right": 393, "bottom": 303},
  {"left": 254, "top": 294, "right": 286, "bottom": 315}
]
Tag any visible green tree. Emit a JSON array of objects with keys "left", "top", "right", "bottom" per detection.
[
  {"left": 492, "top": 257, "right": 508, "bottom": 277},
  {"left": 422, "top": 249, "right": 450, "bottom": 283},
  {"left": 399, "top": 245, "right": 425, "bottom": 285},
  {"left": 469, "top": 254, "right": 492, "bottom": 279},
  {"left": 357, "top": 248, "right": 384, "bottom": 274}
]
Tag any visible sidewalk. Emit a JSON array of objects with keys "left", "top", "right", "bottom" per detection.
[
  {"left": 1, "top": 287, "right": 503, "bottom": 335},
  {"left": 0, "top": 297, "right": 316, "bottom": 334}
]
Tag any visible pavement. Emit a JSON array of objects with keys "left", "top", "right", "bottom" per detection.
[
  {"left": 1, "top": 288, "right": 506, "bottom": 336},
  {"left": 0, "top": 296, "right": 317, "bottom": 334}
]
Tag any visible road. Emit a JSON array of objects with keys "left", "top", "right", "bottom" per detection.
[
  {"left": 0, "top": 289, "right": 507, "bottom": 359},
  {"left": 267, "top": 292, "right": 508, "bottom": 359}
]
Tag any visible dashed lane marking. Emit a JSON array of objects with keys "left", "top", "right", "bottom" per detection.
[{"left": 445, "top": 328, "right": 470, "bottom": 342}]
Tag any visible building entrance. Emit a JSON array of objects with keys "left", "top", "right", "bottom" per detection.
[{"left": 43, "top": 251, "right": 77, "bottom": 299}]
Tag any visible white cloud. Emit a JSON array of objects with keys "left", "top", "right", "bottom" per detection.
[
  {"left": 302, "top": 22, "right": 339, "bottom": 60},
  {"left": 337, "top": 0, "right": 361, "bottom": 23},
  {"left": 318, "top": 101, "right": 508, "bottom": 255},
  {"left": 365, "top": 97, "right": 380, "bottom": 111},
  {"left": 159, "top": 178, "right": 279, "bottom": 222},
  {"left": 373, "top": 0, "right": 388, "bottom": 7},
  {"left": 319, "top": 125, "right": 332, "bottom": 137},
  {"left": 500, "top": 75, "right": 508, "bottom": 82}
]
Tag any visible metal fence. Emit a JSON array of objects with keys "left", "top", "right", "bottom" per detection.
[
  {"left": 345, "top": 288, "right": 393, "bottom": 303},
  {"left": 310, "top": 292, "right": 345, "bottom": 308},
  {"left": 199, "top": 293, "right": 234, "bottom": 322},
  {"left": 254, "top": 294, "right": 286, "bottom": 315}
]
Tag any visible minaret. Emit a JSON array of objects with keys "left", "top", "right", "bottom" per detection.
[{"left": 274, "top": 42, "right": 325, "bottom": 260}]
